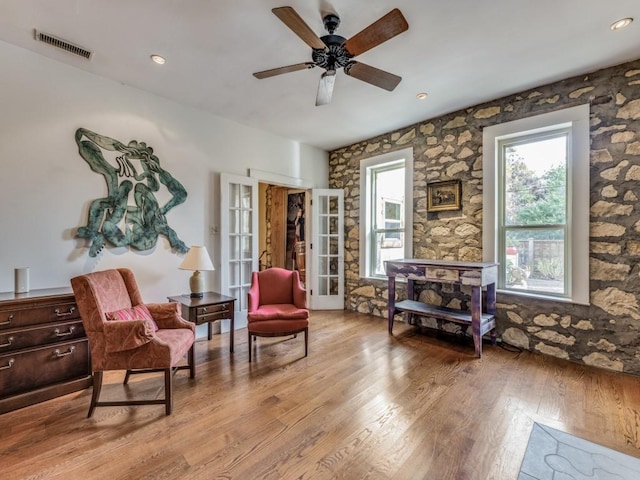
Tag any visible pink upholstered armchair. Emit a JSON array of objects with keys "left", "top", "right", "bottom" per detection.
[
  {"left": 247, "top": 268, "right": 309, "bottom": 362},
  {"left": 70, "top": 268, "right": 195, "bottom": 416}
]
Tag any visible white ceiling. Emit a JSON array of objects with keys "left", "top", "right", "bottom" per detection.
[{"left": 1, "top": 1, "right": 639, "bottom": 151}]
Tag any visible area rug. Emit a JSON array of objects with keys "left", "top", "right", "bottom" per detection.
[{"left": 519, "top": 423, "right": 640, "bottom": 479}]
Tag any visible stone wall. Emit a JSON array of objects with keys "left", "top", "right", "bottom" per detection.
[{"left": 329, "top": 58, "right": 640, "bottom": 374}]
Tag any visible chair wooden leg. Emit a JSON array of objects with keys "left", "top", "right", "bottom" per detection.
[
  {"left": 304, "top": 327, "right": 308, "bottom": 357},
  {"left": 89, "top": 369, "right": 179, "bottom": 416},
  {"left": 123, "top": 369, "right": 132, "bottom": 384},
  {"left": 88, "top": 371, "right": 103, "bottom": 418},
  {"left": 164, "top": 369, "right": 173, "bottom": 415},
  {"left": 248, "top": 330, "right": 253, "bottom": 363},
  {"left": 188, "top": 344, "right": 195, "bottom": 379}
]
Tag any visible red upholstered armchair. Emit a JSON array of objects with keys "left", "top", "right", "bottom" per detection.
[
  {"left": 247, "top": 268, "right": 309, "bottom": 362},
  {"left": 70, "top": 268, "right": 195, "bottom": 417}
]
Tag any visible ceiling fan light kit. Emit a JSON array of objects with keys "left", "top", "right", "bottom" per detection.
[
  {"left": 316, "top": 70, "right": 337, "bottom": 106},
  {"left": 253, "top": 6, "right": 409, "bottom": 106}
]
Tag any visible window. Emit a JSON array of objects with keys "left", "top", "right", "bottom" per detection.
[
  {"left": 483, "top": 104, "right": 589, "bottom": 304},
  {"left": 500, "top": 131, "right": 569, "bottom": 295},
  {"left": 360, "top": 148, "right": 413, "bottom": 278}
]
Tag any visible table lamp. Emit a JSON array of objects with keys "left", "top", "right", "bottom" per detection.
[{"left": 179, "top": 246, "right": 215, "bottom": 298}]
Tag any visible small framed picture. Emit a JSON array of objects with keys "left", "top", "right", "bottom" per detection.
[{"left": 427, "top": 180, "right": 462, "bottom": 212}]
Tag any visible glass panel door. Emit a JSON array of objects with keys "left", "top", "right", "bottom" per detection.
[
  {"left": 220, "top": 173, "right": 258, "bottom": 328},
  {"left": 311, "top": 189, "right": 344, "bottom": 309}
]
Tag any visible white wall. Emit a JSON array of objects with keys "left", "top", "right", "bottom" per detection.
[{"left": 0, "top": 40, "right": 328, "bottom": 301}]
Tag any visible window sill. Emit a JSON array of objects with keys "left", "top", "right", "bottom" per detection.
[{"left": 497, "top": 288, "right": 589, "bottom": 306}]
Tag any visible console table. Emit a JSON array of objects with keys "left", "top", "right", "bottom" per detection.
[{"left": 385, "top": 259, "right": 498, "bottom": 357}]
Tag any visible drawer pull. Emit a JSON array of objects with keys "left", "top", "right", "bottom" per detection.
[
  {"left": 54, "top": 346, "right": 76, "bottom": 358},
  {"left": 0, "top": 336, "right": 14, "bottom": 348},
  {"left": 0, "top": 358, "right": 15, "bottom": 370},
  {"left": 54, "top": 307, "right": 76, "bottom": 317},
  {"left": 202, "top": 308, "right": 207, "bottom": 313},
  {"left": 435, "top": 270, "right": 446, "bottom": 278},
  {"left": 0, "top": 314, "right": 14, "bottom": 326},
  {"left": 54, "top": 326, "right": 76, "bottom": 337}
]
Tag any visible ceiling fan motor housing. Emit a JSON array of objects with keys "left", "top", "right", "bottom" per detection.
[
  {"left": 311, "top": 13, "right": 353, "bottom": 71},
  {"left": 312, "top": 34, "right": 352, "bottom": 71}
]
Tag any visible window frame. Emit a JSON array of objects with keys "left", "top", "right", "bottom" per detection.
[
  {"left": 359, "top": 147, "right": 413, "bottom": 279},
  {"left": 483, "top": 104, "right": 590, "bottom": 305},
  {"left": 372, "top": 166, "right": 405, "bottom": 255},
  {"left": 498, "top": 128, "right": 570, "bottom": 297}
]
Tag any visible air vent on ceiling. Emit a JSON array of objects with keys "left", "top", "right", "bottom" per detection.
[{"left": 34, "top": 30, "right": 93, "bottom": 60}]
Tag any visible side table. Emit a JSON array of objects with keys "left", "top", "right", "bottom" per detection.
[{"left": 167, "top": 292, "right": 236, "bottom": 353}]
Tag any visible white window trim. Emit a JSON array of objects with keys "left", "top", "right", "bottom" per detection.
[
  {"left": 359, "top": 147, "right": 413, "bottom": 279},
  {"left": 483, "top": 104, "right": 590, "bottom": 305}
]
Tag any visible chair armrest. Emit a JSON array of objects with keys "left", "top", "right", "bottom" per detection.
[
  {"left": 103, "top": 320, "right": 155, "bottom": 353},
  {"left": 146, "top": 302, "right": 195, "bottom": 332},
  {"left": 248, "top": 273, "right": 260, "bottom": 313},
  {"left": 293, "top": 275, "right": 307, "bottom": 309}
]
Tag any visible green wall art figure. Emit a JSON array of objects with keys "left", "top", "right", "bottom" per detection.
[{"left": 75, "top": 128, "right": 188, "bottom": 257}]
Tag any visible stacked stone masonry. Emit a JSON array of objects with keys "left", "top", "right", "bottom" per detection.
[{"left": 329, "top": 59, "right": 640, "bottom": 374}]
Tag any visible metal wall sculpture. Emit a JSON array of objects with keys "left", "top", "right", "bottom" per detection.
[{"left": 75, "top": 128, "right": 188, "bottom": 257}]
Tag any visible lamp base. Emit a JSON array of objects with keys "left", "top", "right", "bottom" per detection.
[{"left": 189, "top": 270, "right": 204, "bottom": 299}]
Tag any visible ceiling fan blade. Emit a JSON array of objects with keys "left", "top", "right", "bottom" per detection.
[
  {"left": 316, "top": 71, "right": 336, "bottom": 106},
  {"left": 344, "top": 62, "right": 402, "bottom": 91},
  {"left": 272, "top": 6, "right": 327, "bottom": 50},
  {"left": 342, "top": 8, "right": 409, "bottom": 57},
  {"left": 253, "top": 62, "right": 315, "bottom": 79}
]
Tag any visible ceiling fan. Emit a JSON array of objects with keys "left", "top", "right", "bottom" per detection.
[{"left": 253, "top": 6, "right": 409, "bottom": 106}]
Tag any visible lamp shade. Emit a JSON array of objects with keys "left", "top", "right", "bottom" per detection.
[{"left": 179, "top": 246, "right": 215, "bottom": 271}]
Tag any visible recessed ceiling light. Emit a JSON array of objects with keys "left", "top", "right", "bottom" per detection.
[
  {"left": 150, "top": 54, "right": 166, "bottom": 65},
  {"left": 611, "top": 17, "right": 633, "bottom": 30},
  {"left": 416, "top": 92, "right": 428, "bottom": 100}
]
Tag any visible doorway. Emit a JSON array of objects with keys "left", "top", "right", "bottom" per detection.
[
  {"left": 220, "top": 171, "right": 343, "bottom": 318},
  {"left": 258, "top": 184, "right": 307, "bottom": 286}
]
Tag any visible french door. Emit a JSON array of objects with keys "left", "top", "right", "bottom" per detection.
[
  {"left": 310, "top": 189, "right": 344, "bottom": 310},
  {"left": 220, "top": 173, "right": 258, "bottom": 328},
  {"left": 220, "top": 178, "right": 344, "bottom": 313}
]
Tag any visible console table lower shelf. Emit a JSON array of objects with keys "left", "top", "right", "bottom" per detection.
[
  {"left": 393, "top": 299, "right": 496, "bottom": 350},
  {"left": 385, "top": 259, "right": 498, "bottom": 358}
]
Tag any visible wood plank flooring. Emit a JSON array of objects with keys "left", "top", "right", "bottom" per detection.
[{"left": 2, "top": 310, "right": 640, "bottom": 479}]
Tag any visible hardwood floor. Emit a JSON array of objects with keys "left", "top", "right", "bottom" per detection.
[{"left": 2, "top": 310, "right": 640, "bottom": 479}]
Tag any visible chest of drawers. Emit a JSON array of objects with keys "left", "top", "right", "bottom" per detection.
[{"left": 0, "top": 288, "right": 92, "bottom": 414}]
